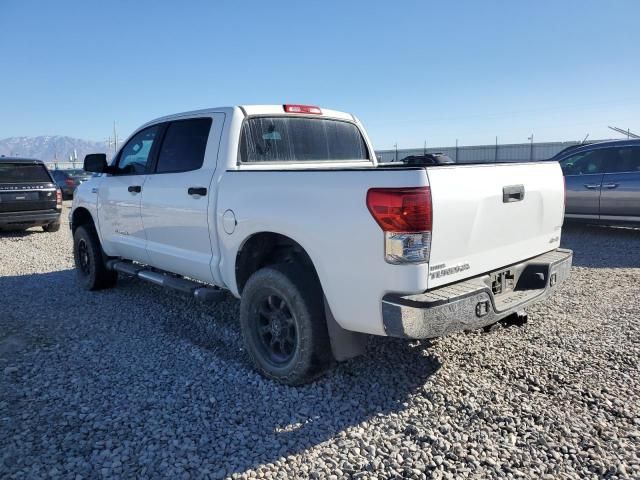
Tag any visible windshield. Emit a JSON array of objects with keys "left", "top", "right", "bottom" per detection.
[
  {"left": 239, "top": 117, "right": 370, "bottom": 163},
  {"left": 0, "top": 163, "right": 52, "bottom": 183}
]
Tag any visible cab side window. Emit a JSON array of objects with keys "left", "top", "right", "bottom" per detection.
[
  {"left": 115, "top": 125, "right": 161, "bottom": 175},
  {"left": 560, "top": 149, "right": 610, "bottom": 175},
  {"left": 155, "top": 118, "right": 212, "bottom": 174}
]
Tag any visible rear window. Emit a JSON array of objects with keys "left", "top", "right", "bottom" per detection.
[
  {"left": 239, "top": 117, "right": 370, "bottom": 163},
  {"left": 0, "top": 163, "right": 52, "bottom": 183}
]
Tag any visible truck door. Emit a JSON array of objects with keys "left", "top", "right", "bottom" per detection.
[
  {"left": 97, "top": 124, "right": 162, "bottom": 263},
  {"left": 599, "top": 146, "right": 640, "bottom": 220},
  {"left": 140, "top": 114, "right": 224, "bottom": 284}
]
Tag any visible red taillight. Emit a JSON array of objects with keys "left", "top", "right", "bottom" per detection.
[
  {"left": 366, "top": 187, "right": 432, "bottom": 232},
  {"left": 56, "top": 189, "right": 62, "bottom": 207},
  {"left": 283, "top": 104, "right": 322, "bottom": 115},
  {"left": 64, "top": 178, "right": 75, "bottom": 186}
]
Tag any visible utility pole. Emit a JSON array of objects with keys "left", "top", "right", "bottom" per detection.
[
  {"left": 107, "top": 121, "right": 122, "bottom": 156},
  {"left": 423, "top": 140, "right": 427, "bottom": 156},
  {"left": 113, "top": 121, "right": 119, "bottom": 156},
  {"left": 394, "top": 143, "right": 398, "bottom": 162},
  {"left": 455, "top": 139, "right": 459, "bottom": 162},
  {"left": 528, "top": 134, "right": 534, "bottom": 161},
  {"left": 495, "top": 136, "right": 498, "bottom": 163}
]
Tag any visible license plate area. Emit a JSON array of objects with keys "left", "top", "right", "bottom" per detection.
[
  {"left": 490, "top": 268, "right": 516, "bottom": 295},
  {"left": 0, "top": 192, "right": 39, "bottom": 202}
]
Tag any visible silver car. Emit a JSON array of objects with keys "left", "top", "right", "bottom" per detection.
[{"left": 554, "top": 139, "right": 640, "bottom": 224}]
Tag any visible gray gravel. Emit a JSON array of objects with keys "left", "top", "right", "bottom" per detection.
[{"left": 1, "top": 206, "right": 639, "bottom": 479}]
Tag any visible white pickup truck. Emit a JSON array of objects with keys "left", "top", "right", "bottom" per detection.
[{"left": 71, "top": 104, "right": 572, "bottom": 384}]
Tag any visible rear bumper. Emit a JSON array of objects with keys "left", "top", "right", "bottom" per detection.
[
  {"left": 0, "top": 209, "right": 61, "bottom": 228},
  {"left": 382, "top": 248, "right": 573, "bottom": 339}
]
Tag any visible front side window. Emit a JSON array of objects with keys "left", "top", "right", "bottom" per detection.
[
  {"left": 239, "top": 117, "right": 370, "bottom": 163},
  {"left": 605, "top": 147, "right": 640, "bottom": 173},
  {"left": 116, "top": 125, "right": 161, "bottom": 174},
  {"left": 155, "top": 118, "right": 212, "bottom": 173},
  {"left": 560, "top": 149, "right": 611, "bottom": 175}
]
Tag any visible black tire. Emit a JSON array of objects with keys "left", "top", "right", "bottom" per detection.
[
  {"left": 73, "top": 225, "right": 117, "bottom": 290},
  {"left": 43, "top": 222, "right": 61, "bottom": 232},
  {"left": 240, "top": 263, "right": 333, "bottom": 385}
]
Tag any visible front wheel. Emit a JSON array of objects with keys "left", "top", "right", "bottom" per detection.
[
  {"left": 239, "top": 264, "right": 333, "bottom": 385},
  {"left": 73, "top": 225, "right": 117, "bottom": 290}
]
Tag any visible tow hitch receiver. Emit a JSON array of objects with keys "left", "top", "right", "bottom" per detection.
[{"left": 491, "top": 269, "right": 515, "bottom": 295}]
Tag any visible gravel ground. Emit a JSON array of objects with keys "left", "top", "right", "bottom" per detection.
[{"left": 1, "top": 205, "right": 639, "bottom": 479}]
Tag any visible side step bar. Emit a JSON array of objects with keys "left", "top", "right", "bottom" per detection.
[{"left": 106, "top": 259, "right": 226, "bottom": 304}]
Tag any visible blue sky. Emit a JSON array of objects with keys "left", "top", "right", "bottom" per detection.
[{"left": 0, "top": 0, "right": 638, "bottom": 149}]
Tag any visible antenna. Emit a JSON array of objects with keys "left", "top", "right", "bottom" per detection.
[{"left": 582, "top": 133, "right": 589, "bottom": 144}]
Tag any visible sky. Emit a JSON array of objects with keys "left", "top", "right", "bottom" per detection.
[{"left": 0, "top": 0, "right": 638, "bottom": 149}]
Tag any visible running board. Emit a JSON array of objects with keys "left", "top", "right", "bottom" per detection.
[{"left": 106, "top": 259, "right": 226, "bottom": 303}]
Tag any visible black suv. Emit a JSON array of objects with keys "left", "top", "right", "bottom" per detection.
[{"left": 0, "top": 157, "right": 62, "bottom": 232}]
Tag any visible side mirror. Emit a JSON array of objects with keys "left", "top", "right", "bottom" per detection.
[{"left": 84, "top": 153, "right": 108, "bottom": 173}]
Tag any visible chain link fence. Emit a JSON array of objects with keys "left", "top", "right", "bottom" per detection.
[{"left": 375, "top": 139, "right": 611, "bottom": 164}]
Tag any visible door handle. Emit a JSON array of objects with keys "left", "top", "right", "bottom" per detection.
[
  {"left": 128, "top": 185, "right": 142, "bottom": 193},
  {"left": 602, "top": 183, "right": 619, "bottom": 189},
  {"left": 188, "top": 187, "right": 207, "bottom": 196},
  {"left": 583, "top": 184, "right": 600, "bottom": 190}
]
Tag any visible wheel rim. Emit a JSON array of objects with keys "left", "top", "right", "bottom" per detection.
[
  {"left": 253, "top": 293, "right": 297, "bottom": 365},
  {"left": 77, "top": 239, "right": 91, "bottom": 275}
]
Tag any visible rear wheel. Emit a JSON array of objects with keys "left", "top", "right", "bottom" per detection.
[
  {"left": 43, "top": 222, "right": 60, "bottom": 232},
  {"left": 73, "top": 225, "right": 117, "bottom": 290},
  {"left": 240, "top": 264, "right": 333, "bottom": 385}
]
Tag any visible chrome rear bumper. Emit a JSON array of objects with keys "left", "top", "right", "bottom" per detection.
[{"left": 382, "top": 248, "right": 573, "bottom": 339}]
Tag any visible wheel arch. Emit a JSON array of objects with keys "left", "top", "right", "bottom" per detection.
[
  {"left": 71, "top": 207, "right": 97, "bottom": 233},
  {"left": 234, "top": 231, "right": 321, "bottom": 296}
]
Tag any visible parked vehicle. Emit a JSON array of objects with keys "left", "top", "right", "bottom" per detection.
[
  {"left": 0, "top": 158, "right": 62, "bottom": 231},
  {"left": 67, "top": 169, "right": 94, "bottom": 183},
  {"left": 50, "top": 169, "right": 79, "bottom": 199},
  {"left": 71, "top": 104, "right": 572, "bottom": 384},
  {"left": 398, "top": 153, "right": 455, "bottom": 166},
  {"left": 552, "top": 139, "right": 640, "bottom": 224}
]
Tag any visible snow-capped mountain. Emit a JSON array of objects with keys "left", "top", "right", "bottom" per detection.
[{"left": 0, "top": 136, "right": 109, "bottom": 162}]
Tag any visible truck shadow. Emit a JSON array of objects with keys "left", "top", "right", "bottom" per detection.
[
  {"left": 0, "top": 227, "right": 47, "bottom": 238},
  {"left": 561, "top": 223, "right": 640, "bottom": 268},
  {"left": 0, "top": 269, "right": 441, "bottom": 478}
]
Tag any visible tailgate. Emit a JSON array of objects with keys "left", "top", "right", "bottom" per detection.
[
  {"left": 0, "top": 184, "right": 57, "bottom": 212},
  {"left": 426, "top": 161, "right": 564, "bottom": 288}
]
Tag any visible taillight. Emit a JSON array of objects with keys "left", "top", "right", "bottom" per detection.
[
  {"left": 56, "top": 189, "right": 62, "bottom": 208},
  {"left": 366, "top": 187, "right": 432, "bottom": 264},
  {"left": 283, "top": 104, "right": 322, "bottom": 115},
  {"left": 64, "top": 178, "right": 75, "bottom": 186}
]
